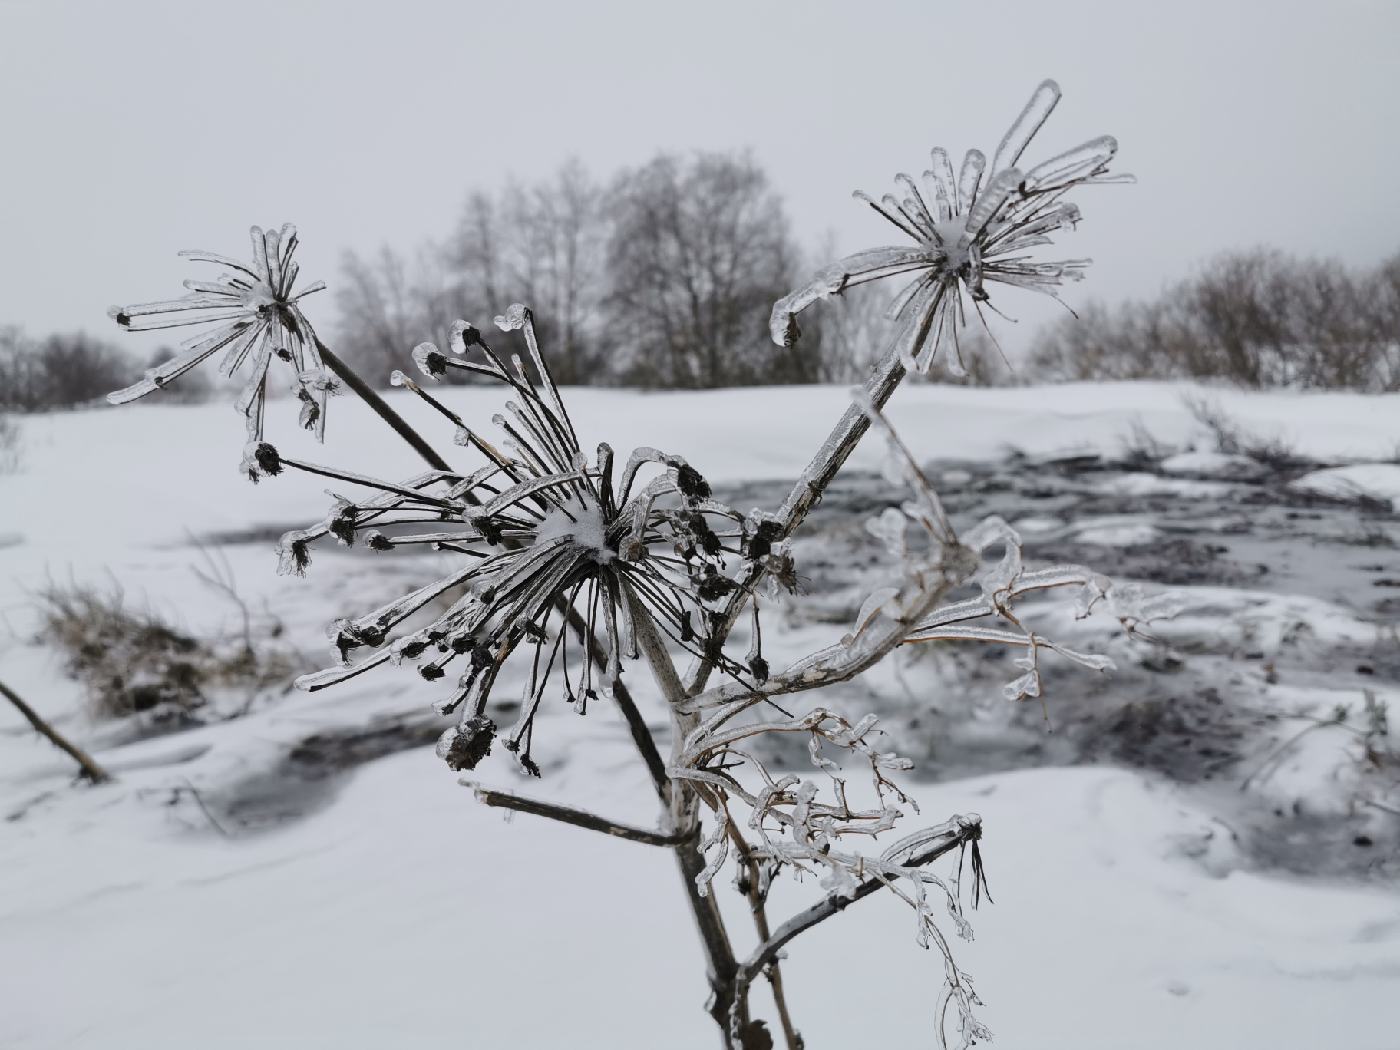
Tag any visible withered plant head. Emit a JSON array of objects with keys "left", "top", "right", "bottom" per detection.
[
  {"left": 275, "top": 304, "right": 790, "bottom": 776},
  {"left": 772, "top": 79, "right": 1130, "bottom": 375},
  {"left": 107, "top": 224, "right": 333, "bottom": 478}
]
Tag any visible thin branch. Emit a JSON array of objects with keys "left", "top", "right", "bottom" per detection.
[
  {"left": 732, "top": 815, "right": 982, "bottom": 1020},
  {"left": 468, "top": 784, "right": 693, "bottom": 847},
  {"left": 579, "top": 613, "right": 671, "bottom": 798},
  {"left": 0, "top": 678, "right": 111, "bottom": 784},
  {"left": 316, "top": 336, "right": 453, "bottom": 473},
  {"left": 628, "top": 593, "right": 744, "bottom": 1042},
  {"left": 727, "top": 822, "right": 802, "bottom": 1050},
  {"left": 685, "top": 348, "right": 906, "bottom": 696}
]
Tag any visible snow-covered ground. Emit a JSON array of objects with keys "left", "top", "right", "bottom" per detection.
[{"left": 2, "top": 380, "right": 1398, "bottom": 1049}]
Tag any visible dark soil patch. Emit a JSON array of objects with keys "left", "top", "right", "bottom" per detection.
[{"left": 217, "top": 712, "right": 449, "bottom": 832}]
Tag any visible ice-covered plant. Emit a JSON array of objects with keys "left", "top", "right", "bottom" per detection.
[
  {"left": 107, "top": 225, "right": 335, "bottom": 476},
  {"left": 100, "top": 81, "right": 1145, "bottom": 1049},
  {"left": 274, "top": 304, "right": 786, "bottom": 777},
  {"left": 771, "top": 79, "right": 1130, "bottom": 376}
]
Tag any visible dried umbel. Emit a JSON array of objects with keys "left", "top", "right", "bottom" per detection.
[
  {"left": 771, "top": 79, "right": 1130, "bottom": 374},
  {"left": 107, "top": 224, "right": 333, "bottom": 477},
  {"left": 275, "top": 304, "right": 790, "bottom": 775}
]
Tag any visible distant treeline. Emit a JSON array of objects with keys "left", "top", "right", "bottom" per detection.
[
  {"left": 334, "top": 152, "right": 845, "bottom": 389},
  {"left": 5, "top": 157, "right": 1397, "bottom": 409},
  {"left": 1030, "top": 249, "right": 1400, "bottom": 391},
  {"left": 0, "top": 328, "right": 207, "bottom": 412}
]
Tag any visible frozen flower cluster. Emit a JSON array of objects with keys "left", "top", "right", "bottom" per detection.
[
  {"left": 273, "top": 304, "right": 792, "bottom": 775},
  {"left": 107, "top": 224, "right": 334, "bottom": 478},
  {"left": 772, "top": 79, "right": 1130, "bottom": 375}
]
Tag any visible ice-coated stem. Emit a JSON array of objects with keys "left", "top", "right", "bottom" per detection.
[
  {"left": 731, "top": 815, "right": 983, "bottom": 1032},
  {"left": 468, "top": 785, "right": 693, "bottom": 846},
  {"left": 315, "top": 336, "right": 453, "bottom": 473},
  {"left": 685, "top": 346, "right": 907, "bottom": 696},
  {"left": 0, "top": 678, "right": 111, "bottom": 784},
  {"left": 728, "top": 824, "right": 803, "bottom": 1050},
  {"left": 627, "top": 600, "right": 746, "bottom": 1047}
]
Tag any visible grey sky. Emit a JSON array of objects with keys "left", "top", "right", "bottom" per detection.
[{"left": 3, "top": 0, "right": 1397, "bottom": 354}]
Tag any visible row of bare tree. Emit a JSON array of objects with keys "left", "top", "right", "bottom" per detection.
[
  {"left": 334, "top": 152, "right": 836, "bottom": 388},
  {"left": 0, "top": 328, "right": 212, "bottom": 411},
  {"left": 1029, "top": 249, "right": 1400, "bottom": 391}
]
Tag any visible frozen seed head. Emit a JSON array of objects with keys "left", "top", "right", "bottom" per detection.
[
  {"left": 240, "top": 440, "right": 283, "bottom": 483},
  {"left": 281, "top": 304, "right": 787, "bottom": 778},
  {"left": 450, "top": 320, "right": 483, "bottom": 354},
  {"left": 107, "top": 225, "right": 334, "bottom": 472},
  {"left": 771, "top": 79, "right": 1131, "bottom": 376},
  {"left": 436, "top": 716, "right": 496, "bottom": 771},
  {"left": 412, "top": 342, "right": 449, "bottom": 379}
]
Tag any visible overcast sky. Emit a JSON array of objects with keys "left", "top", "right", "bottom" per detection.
[{"left": 2, "top": 0, "right": 1397, "bottom": 356}]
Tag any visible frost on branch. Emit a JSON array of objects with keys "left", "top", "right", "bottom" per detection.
[
  {"left": 271, "top": 304, "right": 789, "bottom": 777},
  {"left": 673, "top": 394, "right": 993, "bottom": 1048},
  {"left": 771, "top": 79, "right": 1131, "bottom": 376},
  {"left": 670, "top": 392, "right": 1172, "bottom": 1048},
  {"left": 106, "top": 225, "right": 335, "bottom": 478}
]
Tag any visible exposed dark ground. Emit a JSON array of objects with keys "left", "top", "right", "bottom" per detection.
[
  {"left": 719, "top": 447, "right": 1399, "bottom": 878},
  {"left": 193, "top": 445, "right": 1399, "bottom": 876}
]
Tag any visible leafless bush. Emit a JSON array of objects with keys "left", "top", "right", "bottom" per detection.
[
  {"left": 1120, "top": 416, "right": 1176, "bottom": 466},
  {"left": 1029, "top": 248, "right": 1400, "bottom": 390},
  {"left": 36, "top": 569, "right": 296, "bottom": 724},
  {"left": 1183, "top": 395, "right": 1305, "bottom": 469},
  {"left": 0, "top": 328, "right": 136, "bottom": 411},
  {"left": 38, "top": 578, "right": 209, "bottom": 721},
  {"left": 1240, "top": 690, "right": 1397, "bottom": 822}
]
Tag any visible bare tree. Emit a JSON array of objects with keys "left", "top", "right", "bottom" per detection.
[
  {"left": 333, "top": 245, "right": 455, "bottom": 383},
  {"left": 604, "top": 151, "right": 816, "bottom": 388},
  {"left": 0, "top": 328, "right": 134, "bottom": 411},
  {"left": 441, "top": 160, "right": 609, "bottom": 384}
]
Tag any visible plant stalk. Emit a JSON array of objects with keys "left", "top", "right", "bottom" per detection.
[
  {"left": 1, "top": 678, "right": 110, "bottom": 784},
  {"left": 315, "top": 336, "right": 453, "bottom": 473},
  {"left": 685, "top": 348, "right": 906, "bottom": 696}
]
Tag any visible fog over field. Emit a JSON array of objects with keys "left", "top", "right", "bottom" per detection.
[{"left": 2, "top": 3, "right": 1398, "bottom": 1049}]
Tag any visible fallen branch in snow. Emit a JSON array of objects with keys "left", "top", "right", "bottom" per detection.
[
  {"left": 0, "top": 677, "right": 111, "bottom": 784},
  {"left": 467, "top": 784, "right": 694, "bottom": 847}
]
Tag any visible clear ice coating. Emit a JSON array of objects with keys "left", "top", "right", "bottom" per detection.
[
  {"left": 990, "top": 78, "right": 1061, "bottom": 175},
  {"left": 105, "top": 224, "right": 331, "bottom": 472},
  {"left": 770, "top": 79, "right": 1130, "bottom": 375}
]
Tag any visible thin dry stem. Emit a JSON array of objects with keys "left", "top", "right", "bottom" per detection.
[
  {"left": 0, "top": 678, "right": 111, "bottom": 784},
  {"left": 468, "top": 784, "right": 693, "bottom": 846}
]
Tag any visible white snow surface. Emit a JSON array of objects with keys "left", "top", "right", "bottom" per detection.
[
  {"left": 3, "top": 379, "right": 1396, "bottom": 561},
  {"left": 1291, "top": 463, "right": 1400, "bottom": 508},
  {"left": 3, "top": 380, "right": 1399, "bottom": 1049}
]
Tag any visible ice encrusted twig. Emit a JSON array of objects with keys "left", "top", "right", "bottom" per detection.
[
  {"left": 465, "top": 783, "right": 695, "bottom": 847},
  {"left": 730, "top": 814, "right": 988, "bottom": 1049},
  {"left": 672, "top": 389, "right": 1167, "bottom": 1046},
  {"left": 672, "top": 393, "right": 996, "bottom": 1045}
]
